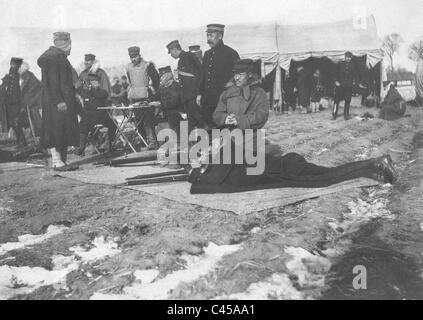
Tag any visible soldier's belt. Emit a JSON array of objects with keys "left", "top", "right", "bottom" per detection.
[{"left": 178, "top": 71, "right": 195, "bottom": 78}]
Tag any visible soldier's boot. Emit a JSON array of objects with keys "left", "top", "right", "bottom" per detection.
[
  {"left": 74, "top": 134, "right": 87, "bottom": 157},
  {"left": 59, "top": 146, "right": 68, "bottom": 164},
  {"left": 344, "top": 103, "right": 351, "bottom": 120},
  {"left": 371, "top": 154, "right": 397, "bottom": 184},
  {"left": 50, "top": 148, "right": 66, "bottom": 169},
  {"left": 332, "top": 103, "right": 339, "bottom": 120},
  {"left": 145, "top": 126, "right": 159, "bottom": 150}
]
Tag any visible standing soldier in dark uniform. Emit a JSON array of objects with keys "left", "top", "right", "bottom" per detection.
[
  {"left": 37, "top": 31, "right": 79, "bottom": 171},
  {"left": 167, "top": 40, "right": 206, "bottom": 133},
  {"left": 332, "top": 51, "right": 363, "bottom": 120},
  {"left": 0, "top": 57, "right": 27, "bottom": 146},
  {"left": 125, "top": 46, "right": 160, "bottom": 150},
  {"left": 197, "top": 24, "right": 240, "bottom": 128}
]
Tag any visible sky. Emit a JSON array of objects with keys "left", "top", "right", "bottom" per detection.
[{"left": 1, "top": 0, "right": 422, "bottom": 71}]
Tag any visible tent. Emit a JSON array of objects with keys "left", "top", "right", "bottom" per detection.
[{"left": 223, "top": 15, "right": 384, "bottom": 108}]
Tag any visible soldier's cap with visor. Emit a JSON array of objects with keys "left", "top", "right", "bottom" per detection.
[
  {"left": 128, "top": 46, "right": 141, "bottom": 57},
  {"left": 88, "top": 73, "right": 101, "bottom": 82},
  {"left": 158, "top": 66, "right": 172, "bottom": 77},
  {"left": 53, "top": 31, "right": 71, "bottom": 42},
  {"left": 85, "top": 54, "right": 96, "bottom": 61},
  {"left": 345, "top": 51, "right": 353, "bottom": 58},
  {"left": 233, "top": 59, "right": 255, "bottom": 74},
  {"left": 166, "top": 40, "right": 181, "bottom": 53},
  {"left": 189, "top": 45, "right": 201, "bottom": 52},
  {"left": 206, "top": 24, "right": 225, "bottom": 33},
  {"left": 10, "top": 57, "right": 24, "bottom": 65}
]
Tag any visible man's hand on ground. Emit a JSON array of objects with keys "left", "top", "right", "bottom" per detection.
[{"left": 335, "top": 81, "right": 341, "bottom": 86}]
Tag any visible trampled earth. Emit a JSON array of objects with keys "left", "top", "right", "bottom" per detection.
[{"left": 1, "top": 105, "right": 423, "bottom": 300}]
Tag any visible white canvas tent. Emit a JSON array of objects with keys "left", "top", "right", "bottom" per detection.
[{"left": 223, "top": 15, "right": 384, "bottom": 106}]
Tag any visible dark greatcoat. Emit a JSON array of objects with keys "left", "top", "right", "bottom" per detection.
[
  {"left": 199, "top": 41, "right": 240, "bottom": 126},
  {"left": 0, "top": 70, "right": 21, "bottom": 130},
  {"left": 37, "top": 46, "right": 79, "bottom": 149},
  {"left": 20, "top": 71, "right": 43, "bottom": 135}
]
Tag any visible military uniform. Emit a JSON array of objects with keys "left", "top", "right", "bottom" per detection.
[
  {"left": 177, "top": 50, "right": 206, "bottom": 132},
  {"left": 158, "top": 66, "right": 184, "bottom": 140},
  {"left": 0, "top": 58, "right": 26, "bottom": 145},
  {"left": 75, "top": 75, "right": 117, "bottom": 155},
  {"left": 199, "top": 37, "right": 240, "bottom": 127},
  {"left": 126, "top": 46, "right": 161, "bottom": 149},
  {"left": 333, "top": 53, "right": 360, "bottom": 119}
]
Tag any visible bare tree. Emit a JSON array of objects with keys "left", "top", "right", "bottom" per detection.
[
  {"left": 409, "top": 37, "right": 423, "bottom": 62},
  {"left": 382, "top": 33, "right": 404, "bottom": 71}
]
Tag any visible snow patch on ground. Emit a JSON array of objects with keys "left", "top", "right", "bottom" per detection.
[
  {"left": 216, "top": 274, "right": 304, "bottom": 300},
  {"left": 284, "top": 247, "right": 331, "bottom": 290},
  {"left": 0, "top": 236, "right": 121, "bottom": 300},
  {"left": 328, "top": 186, "right": 395, "bottom": 234},
  {"left": 0, "top": 225, "right": 69, "bottom": 256},
  {"left": 216, "top": 246, "right": 331, "bottom": 300},
  {"left": 133, "top": 270, "right": 160, "bottom": 284},
  {"left": 91, "top": 242, "right": 241, "bottom": 300},
  {"left": 69, "top": 236, "right": 121, "bottom": 263}
]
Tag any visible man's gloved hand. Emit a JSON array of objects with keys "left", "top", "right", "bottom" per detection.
[{"left": 57, "top": 102, "right": 67, "bottom": 113}]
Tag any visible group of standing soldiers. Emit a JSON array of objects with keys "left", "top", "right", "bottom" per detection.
[
  {"left": 285, "top": 51, "right": 366, "bottom": 120},
  {"left": 8, "top": 23, "right": 240, "bottom": 170}
]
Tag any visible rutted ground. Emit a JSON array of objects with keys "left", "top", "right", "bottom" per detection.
[{"left": 1, "top": 105, "right": 423, "bottom": 300}]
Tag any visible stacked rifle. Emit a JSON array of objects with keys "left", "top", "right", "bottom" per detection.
[{"left": 94, "top": 149, "right": 190, "bottom": 185}]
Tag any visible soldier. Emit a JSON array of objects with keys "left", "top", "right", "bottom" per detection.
[
  {"left": 110, "top": 76, "right": 123, "bottom": 106},
  {"left": 120, "top": 75, "right": 130, "bottom": 106},
  {"left": 188, "top": 62, "right": 397, "bottom": 194},
  {"left": 197, "top": 24, "right": 240, "bottom": 128},
  {"left": 0, "top": 57, "right": 26, "bottom": 146},
  {"left": 189, "top": 45, "right": 203, "bottom": 64},
  {"left": 18, "top": 61, "right": 43, "bottom": 137},
  {"left": 78, "top": 54, "right": 112, "bottom": 103},
  {"left": 157, "top": 66, "right": 184, "bottom": 142},
  {"left": 37, "top": 31, "right": 79, "bottom": 171},
  {"left": 213, "top": 59, "right": 269, "bottom": 130},
  {"left": 167, "top": 40, "right": 206, "bottom": 133},
  {"left": 125, "top": 46, "right": 160, "bottom": 150},
  {"left": 74, "top": 73, "right": 116, "bottom": 156},
  {"left": 332, "top": 51, "right": 364, "bottom": 120}
]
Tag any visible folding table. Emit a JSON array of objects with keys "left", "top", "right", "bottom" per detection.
[{"left": 98, "top": 103, "right": 151, "bottom": 153}]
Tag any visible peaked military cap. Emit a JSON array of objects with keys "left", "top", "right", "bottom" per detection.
[
  {"left": 53, "top": 31, "right": 71, "bottom": 41},
  {"left": 206, "top": 24, "right": 225, "bottom": 33},
  {"left": 10, "top": 57, "right": 24, "bottom": 65},
  {"left": 128, "top": 46, "right": 140, "bottom": 57},
  {"left": 166, "top": 40, "right": 181, "bottom": 53},
  {"left": 233, "top": 59, "right": 254, "bottom": 74},
  {"left": 84, "top": 54, "right": 96, "bottom": 61},
  {"left": 345, "top": 51, "right": 353, "bottom": 57}
]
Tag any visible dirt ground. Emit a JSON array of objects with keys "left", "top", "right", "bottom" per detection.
[{"left": 1, "top": 104, "right": 423, "bottom": 300}]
